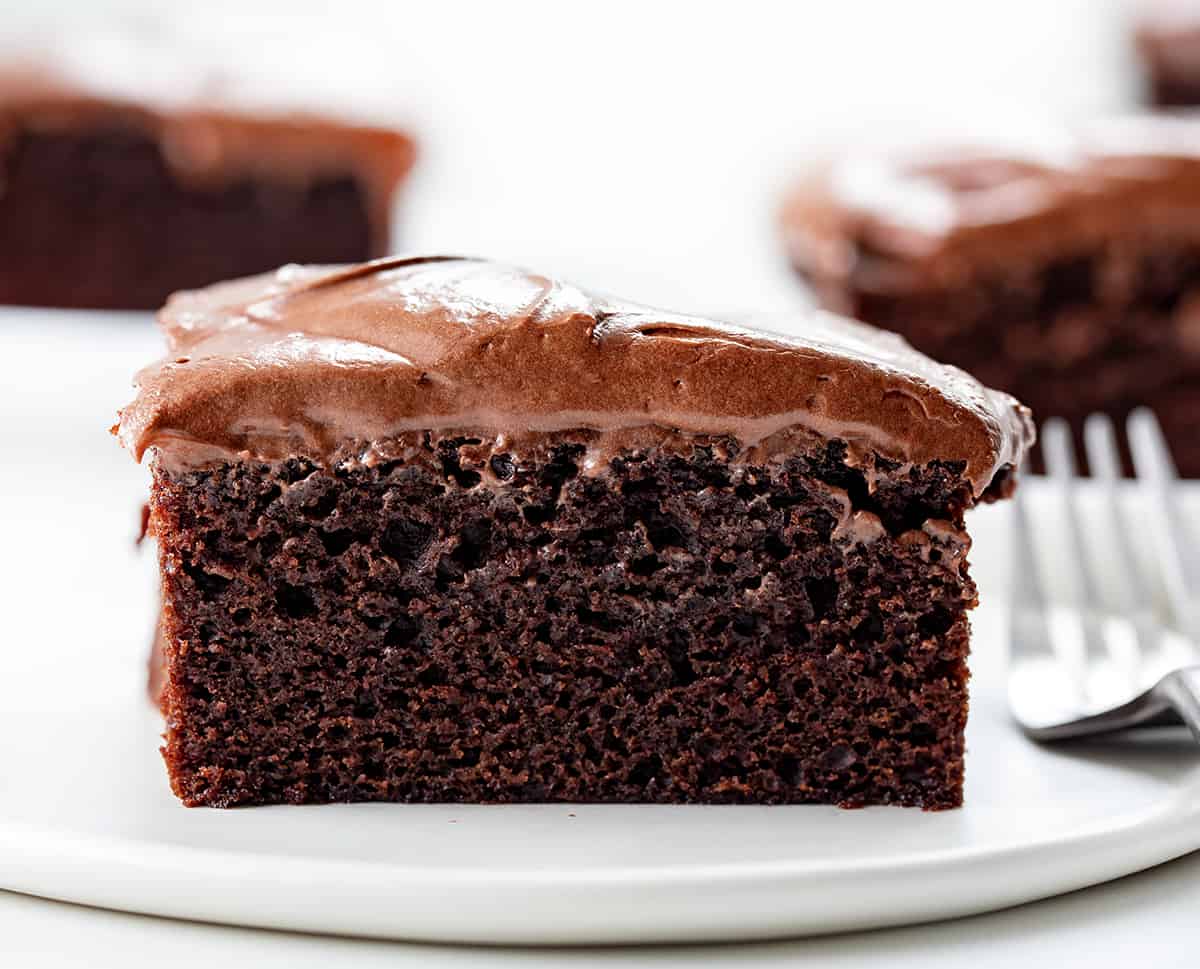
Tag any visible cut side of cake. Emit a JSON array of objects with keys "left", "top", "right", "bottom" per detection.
[
  {"left": 781, "top": 118, "right": 1200, "bottom": 476},
  {"left": 117, "top": 255, "right": 1031, "bottom": 809}
]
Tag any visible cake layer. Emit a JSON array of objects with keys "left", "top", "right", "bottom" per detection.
[
  {"left": 152, "top": 431, "right": 977, "bottom": 809},
  {"left": 118, "top": 256, "right": 1031, "bottom": 496},
  {"left": 0, "top": 130, "right": 384, "bottom": 310}
]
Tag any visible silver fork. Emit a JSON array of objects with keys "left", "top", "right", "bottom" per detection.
[{"left": 1008, "top": 409, "right": 1200, "bottom": 742}]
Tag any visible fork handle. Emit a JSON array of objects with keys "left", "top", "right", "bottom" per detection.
[{"left": 1156, "top": 666, "right": 1200, "bottom": 744}]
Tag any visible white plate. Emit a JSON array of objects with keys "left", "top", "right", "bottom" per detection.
[{"left": 1, "top": 316, "right": 1199, "bottom": 945}]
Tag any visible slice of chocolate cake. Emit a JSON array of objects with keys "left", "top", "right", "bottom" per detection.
[
  {"left": 781, "top": 118, "right": 1200, "bottom": 476},
  {"left": 116, "top": 255, "right": 1031, "bottom": 810},
  {"left": 0, "top": 64, "right": 414, "bottom": 310},
  {"left": 1135, "top": 1, "right": 1200, "bottom": 106}
]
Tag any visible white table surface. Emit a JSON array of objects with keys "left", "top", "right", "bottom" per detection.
[{"left": 3, "top": 0, "right": 1195, "bottom": 963}]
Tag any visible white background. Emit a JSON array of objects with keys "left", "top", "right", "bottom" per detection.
[
  {"left": 3, "top": 1, "right": 1196, "bottom": 965},
  {"left": 3, "top": 0, "right": 1138, "bottom": 311}
]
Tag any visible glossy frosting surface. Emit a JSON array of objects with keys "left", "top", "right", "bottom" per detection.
[{"left": 118, "top": 256, "right": 1032, "bottom": 495}]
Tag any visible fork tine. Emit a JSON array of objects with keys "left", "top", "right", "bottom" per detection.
[
  {"left": 1083, "top": 414, "right": 1151, "bottom": 611},
  {"left": 1009, "top": 482, "right": 1055, "bottom": 662},
  {"left": 1082, "top": 413, "right": 1121, "bottom": 480},
  {"left": 1083, "top": 413, "right": 1162, "bottom": 687},
  {"left": 1011, "top": 486, "right": 1050, "bottom": 627},
  {"left": 1008, "top": 482, "right": 1080, "bottom": 734},
  {"left": 1041, "top": 419, "right": 1105, "bottom": 612},
  {"left": 1127, "top": 408, "right": 1200, "bottom": 640},
  {"left": 1041, "top": 418, "right": 1122, "bottom": 706}
]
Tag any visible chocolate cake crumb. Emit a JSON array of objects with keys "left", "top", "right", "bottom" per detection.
[{"left": 154, "top": 434, "right": 976, "bottom": 809}]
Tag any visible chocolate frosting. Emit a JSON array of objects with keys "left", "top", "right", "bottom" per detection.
[
  {"left": 782, "top": 116, "right": 1200, "bottom": 294},
  {"left": 117, "top": 256, "right": 1032, "bottom": 496}
]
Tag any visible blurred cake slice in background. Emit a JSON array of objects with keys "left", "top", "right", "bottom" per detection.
[
  {"left": 1136, "top": 0, "right": 1200, "bottom": 106},
  {"left": 0, "top": 30, "right": 416, "bottom": 310},
  {"left": 781, "top": 117, "right": 1200, "bottom": 475}
]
